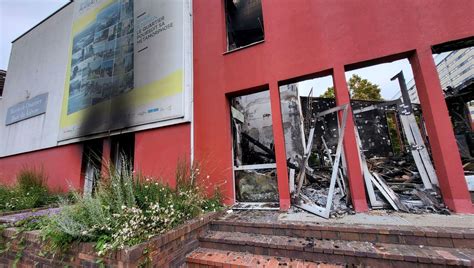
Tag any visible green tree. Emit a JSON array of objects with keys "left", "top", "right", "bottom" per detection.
[
  {"left": 320, "top": 87, "right": 335, "bottom": 98},
  {"left": 320, "top": 74, "right": 383, "bottom": 101}
]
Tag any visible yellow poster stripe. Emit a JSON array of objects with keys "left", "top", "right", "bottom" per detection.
[{"left": 72, "top": 0, "right": 114, "bottom": 35}]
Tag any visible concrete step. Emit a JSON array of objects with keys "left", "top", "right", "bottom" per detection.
[
  {"left": 185, "top": 247, "right": 342, "bottom": 268},
  {"left": 210, "top": 219, "right": 474, "bottom": 249},
  {"left": 198, "top": 230, "right": 474, "bottom": 267}
]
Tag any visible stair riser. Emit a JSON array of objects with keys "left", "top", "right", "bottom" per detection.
[
  {"left": 198, "top": 240, "right": 461, "bottom": 268},
  {"left": 210, "top": 223, "right": 474, "bottom": 249}
]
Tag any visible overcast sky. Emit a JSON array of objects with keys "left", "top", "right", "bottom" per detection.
[{"left": 0, "top": 0, "right": 69, "bottom": 70}]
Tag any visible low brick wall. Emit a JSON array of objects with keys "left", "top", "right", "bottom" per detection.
[{"left": 0, "top": 211, "right": 222, "bottom": 267}]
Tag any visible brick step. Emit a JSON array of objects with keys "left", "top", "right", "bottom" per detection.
[
  {"left": 199, "top": 230, "right": 474, "bottom": 267},
  {"left": 185, "top": 247, "right": 343, "bottom": 268},
  {"left": 210, "top": 220, "right": 474, "bottom": 249}
]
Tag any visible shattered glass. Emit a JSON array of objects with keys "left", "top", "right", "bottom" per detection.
[{"left": 235, "top": 169, "right": 279, "bottom": 202}]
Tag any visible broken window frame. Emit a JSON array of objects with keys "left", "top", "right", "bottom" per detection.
[{"left": 110, "top": 133, "right": 135, "bottom": 173}]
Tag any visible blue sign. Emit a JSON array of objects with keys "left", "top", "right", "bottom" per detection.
[{"left": 5, "top": 93, "right": 48, "bottom": 125}]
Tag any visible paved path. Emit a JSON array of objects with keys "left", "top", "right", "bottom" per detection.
[{"left": 280, "top": 209, "right": 474, "bottom": 228}]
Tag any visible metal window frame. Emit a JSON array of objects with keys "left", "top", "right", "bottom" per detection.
[{"left": 295, "top": 104, "right": 349, "bottom": 219}]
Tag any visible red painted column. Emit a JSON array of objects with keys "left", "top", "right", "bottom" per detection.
[
  {"left": 332, "top": 66, "right": 369, "bottom": 212},
  {"left": 269, "top": 82, "right": 291, "bottom": 210},
  {"left": 410, "top": 48, "right": 473, "bottom": 213},
  {"left": 101, "top": 138, "right": 111, "bottom": 177}
]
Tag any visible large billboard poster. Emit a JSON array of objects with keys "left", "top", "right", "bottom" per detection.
[{"left": 59, "top": 0, "right": 187, "bottom": 141}]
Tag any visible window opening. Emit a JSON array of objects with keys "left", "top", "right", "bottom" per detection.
[
  {"left": 280, "top": 75, "right": 352, "bottom": 218},
  {"left": 0, "top": 70, "right": 5, "bottom": 98},
  {"left": 230, "top": 90, "right": 279, "bottom": 208},
  {"left": 110, "top": 133, "right": 135, "bottom": 172},
  {"left": 81, "top": 139, "right": 103, "bottom": 196},
  {"left": 224, "top": 0, "right": 264, "bottom": 51},
  {"left": 346, "top": 58, "right": 447, "bottom": 214}
]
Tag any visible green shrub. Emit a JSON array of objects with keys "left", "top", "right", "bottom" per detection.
[{"left": 38, "top": 159, "right": 223, "bottom": 256}]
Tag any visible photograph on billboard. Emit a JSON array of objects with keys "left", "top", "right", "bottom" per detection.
[{"left": 59, "top": 0, "right": 186, "bottom": 141}]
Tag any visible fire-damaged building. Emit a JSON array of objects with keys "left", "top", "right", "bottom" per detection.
[{"left": 0, "top": 0, "right": 473, "bottom": 218}]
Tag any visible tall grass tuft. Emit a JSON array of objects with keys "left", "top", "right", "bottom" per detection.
[{"left": 0, "top": 168, "right": 59, "bottom": 212}]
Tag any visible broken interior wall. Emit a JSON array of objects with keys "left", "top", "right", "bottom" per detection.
[
  {"left": 300, "top": 97, "right": 393, "bottom": 158},
  {"left": 300, "top": 97, "right": 339, "bottom": 157},
  {"left": 351, "top": 100, "right": 393, "bottom": 157}
]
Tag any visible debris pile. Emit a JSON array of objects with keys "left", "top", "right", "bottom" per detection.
[
  {"left": 280, "top": 72, "right": 451, "bottom": 219},
  {"left": 366, "top": 157, "right": 449, "bottom": 214},
  {"left": 301, "top": 186, "right": 352, "bottom": 218},
  {"left": 289, "top": 97, "right": 352, "bottom": 219},
  {"left": 229, "top": 74, "right": 472, "bottom": 217}
]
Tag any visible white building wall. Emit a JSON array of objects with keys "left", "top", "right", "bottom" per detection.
[
  {"left": 406, "top": 47, "right": 474, "bottom": 104},
  {"left": 438, "top": 48, "right": 474, "bottom": 89},
  {"left": 0, "top": 4, "right": 74, "bottom": 157}
]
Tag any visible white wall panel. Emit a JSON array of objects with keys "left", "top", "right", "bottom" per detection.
[{"left": 0, "top": 4, "right": 74, "bottom": 157}]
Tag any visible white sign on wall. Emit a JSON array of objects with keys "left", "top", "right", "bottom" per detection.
[
  {"left": 59, "top": 0, "right": 188, "bottom": 141},
  {"left": 5, "top": 93, "right": 49, "bottom": 125}
]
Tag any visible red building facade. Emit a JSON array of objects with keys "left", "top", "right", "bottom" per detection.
[
  {"left": 192, "top": 0, "right": 473, "bottom": 213},
  {"left": 0, "top": 0, "right": 473, "bottom": 214}
]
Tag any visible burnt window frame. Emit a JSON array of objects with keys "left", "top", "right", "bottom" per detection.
[
  {"left": 81, "top": 139, "right": 104, "bottom": 196},
  {"left": 224, "top": 0, "right": 265, "bottom": 53},
  {"left": 110, "top": 133, "right": 135, "bottom": 171}
]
